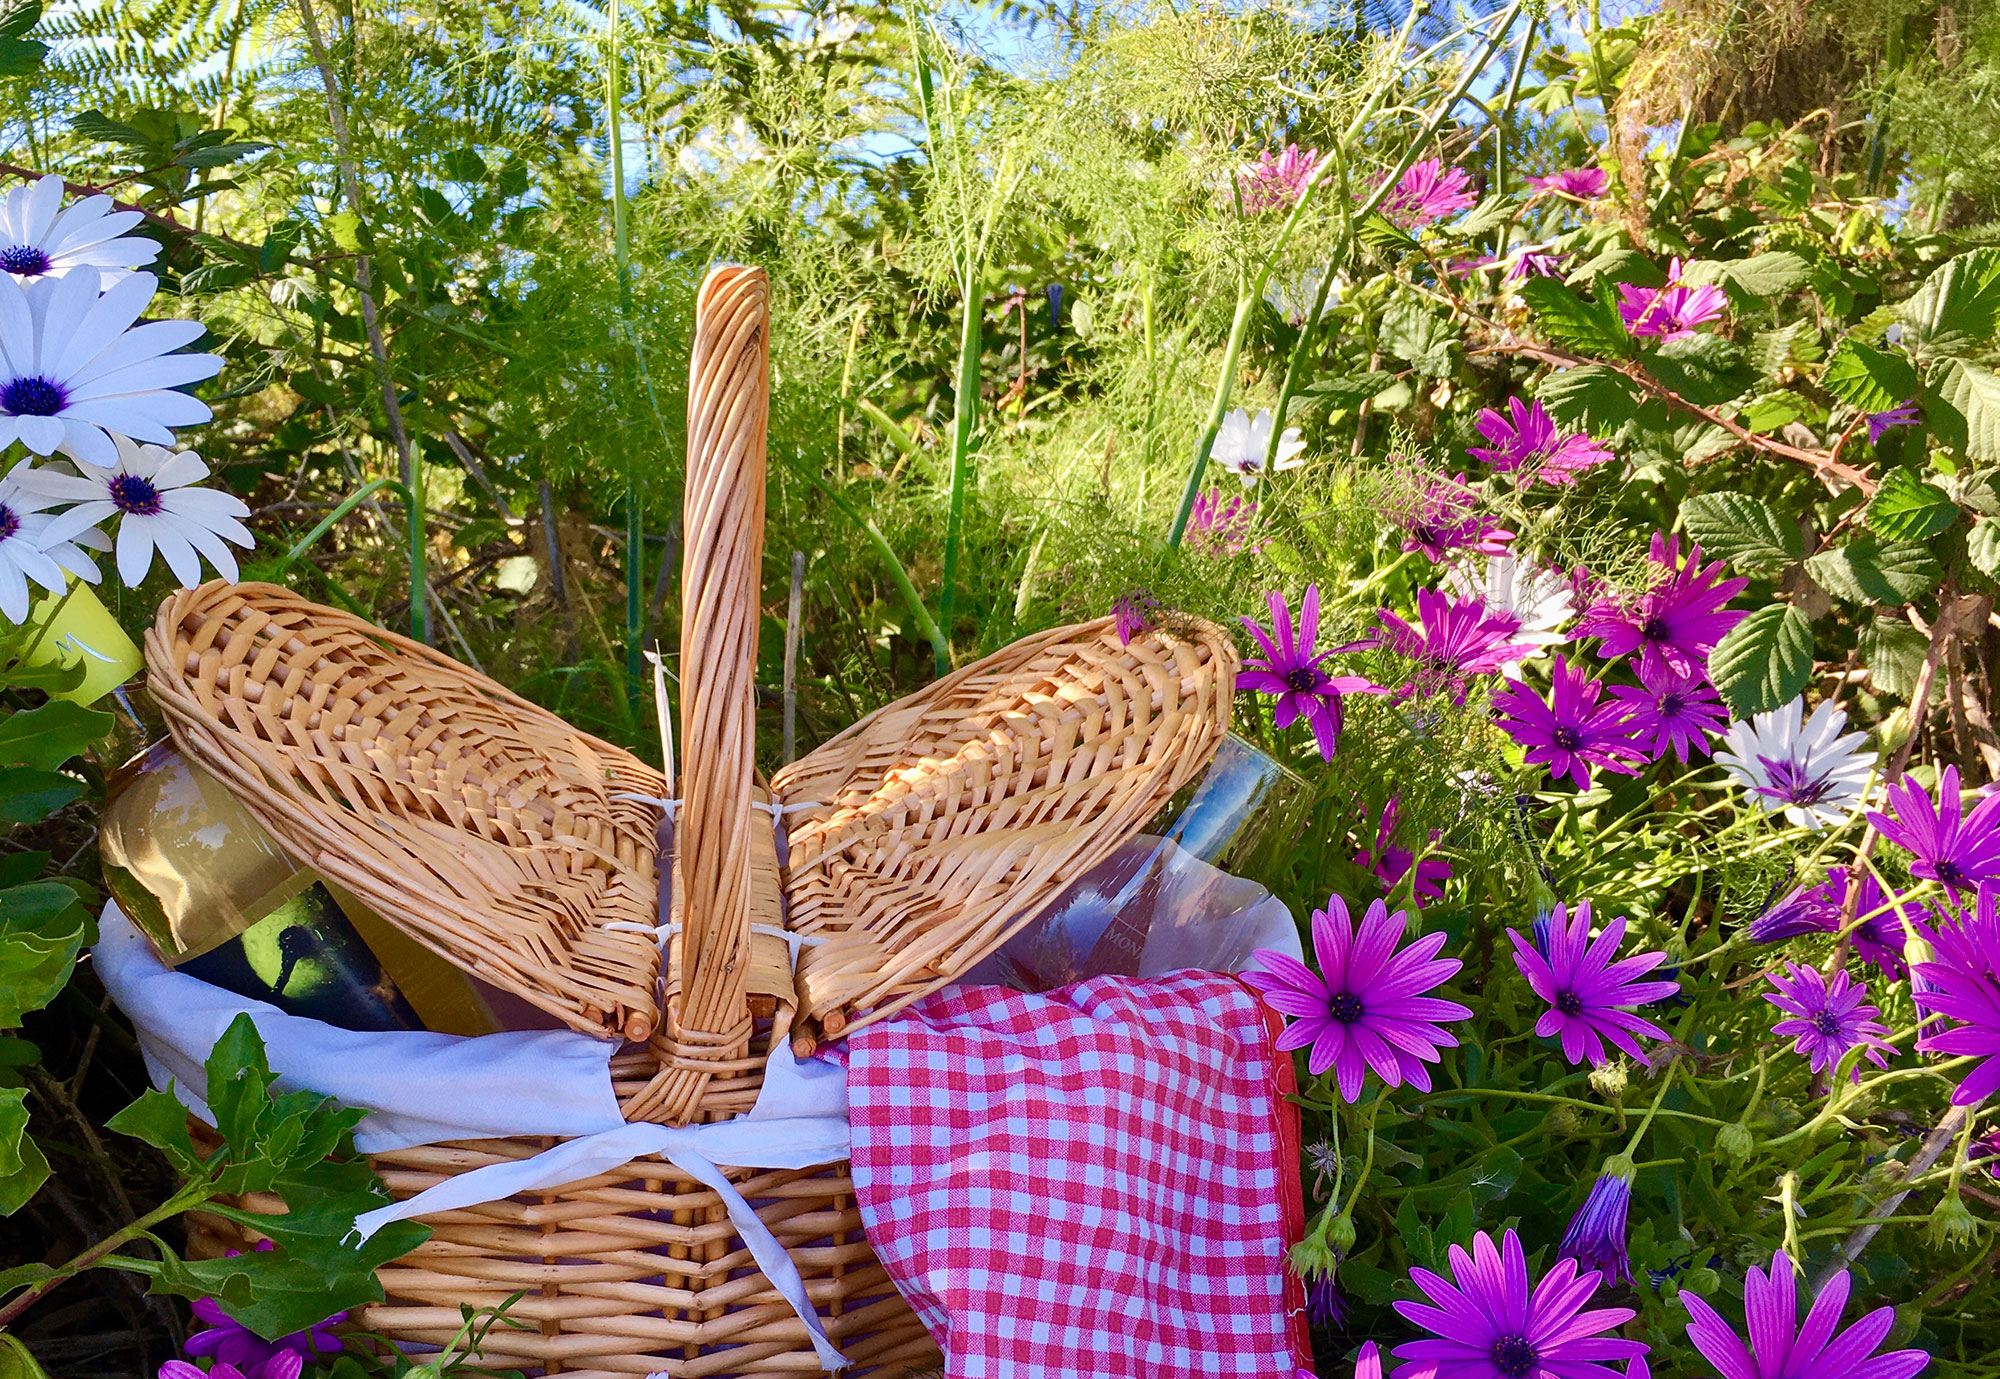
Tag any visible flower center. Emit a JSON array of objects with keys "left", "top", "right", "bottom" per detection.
[
  {"left": 1555, "top": 990, "right": 1585, "bottom": 1017},
  {"left": 1551, "top": 726, "right": 1584, "bottom": 752},
  {"left": 1936, "top": 859, "right": 1964, "bottom": 885},
  {"left": 0, "top": 244, "right": 51, "bottom": 276},
  {"left": 1660, "top": 693, "right": 1685, "bottom": 716},
  {"left": 1490, "top": 1334, "right": 1539, "bottom": 1379},
  {"left": 0, "top": 502, "right": 16, "bottom": 543},
  {"left": 1328, "top": 992, "right": 1365, "bottom": 1024},
  {"left": 109, "top": 473, "right": 164, "bottom": 516},
  {"left": 1410, "top": 524, "right": 1441, "bottom": 547},
  {"left": 1757, "top": 757, "right": 1834, "bottom": 807},
  {"left": 1285, "top": 666, "right": 1320, "bottom": 693},
  {"left": 0, "top": 374, "right": 65, "bottom": 417},
  {"left": 1811, "top": 1010, "right": 1843, "bottom": 1038},
  {"left": 1640, "top": 615, "right": 1672, "bottom": 642}
]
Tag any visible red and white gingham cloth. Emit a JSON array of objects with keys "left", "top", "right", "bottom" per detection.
[{"left": 843, "top": 971, "right": 1311, "bottom": 1378}]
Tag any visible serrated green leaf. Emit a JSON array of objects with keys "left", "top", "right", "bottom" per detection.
[
  {"left": 1748, "top": 321, "right": 1821, "bottom": 383},
  {"left": 1682, "top": 252, "right": 1810, "bottom": 297},
  {"left": 1378, "top": 296, "right": 1455, "bottom": 376},
  {"left": 1804, "top": 535, "right": 1941, "bottom": 604},
  {"left": 1305, "top": 371, "right": 1395, "bottom": 408},
  {"left": 1738, "top": 390, "right": 1810, "bottom": 433},
  {"left": 1681, "top": 492, "right": 1801, "bottom": 574},
  {"left": 0, "top": 701, "right": 110, "bottom": 770},
  {"left": 1823, "top": 338, "right": 1918, "bottom": 413},
  {"left": 1709, "top": 604, "right": 1815, "bottom": 716},
  {"left": 1930, "top": 357, "right": 2000, "bottom": 462},
  {"left": 1859, "top": 615, "right": 1931, "bottom": 699},
  {"left": 0, "top": 1086, "right": 46, "bottom": 1215},
  {"left": 1535, "top": 365, "right": 1640, "bottom": 433},
  {"left": 1971, "top": 521, "right": 2000, "bottom": 578},
  {"left": 1901, "top": 248, "right": 2000, "bottom": 356},
  {"left": 1454, "top": 194, "right": 1515, "bottom": 237},
  {"left": 1648, "top": 333, "right": 1759, "bottom": 407},
  {"left": 1868, "top": 468, "right": 1959, "bottom": 540},
  {"left": 1517, "top": 275, "right": 1631, "bottom": 358}
]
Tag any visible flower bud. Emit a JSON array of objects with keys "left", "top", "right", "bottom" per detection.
[
  {"left": 1718, "top": 1121, "right": 1755, "bottom": 1164},
  {"left": 1589, "top": 1059, "right": 1629, "bottom": 1100},
  {"left": 1291, "top": 1233, "right": 1338, "bottom": 1278},
  {"left": 1683, "top": 1266, "right": 1720, "bottom": 1296},
  {"left": 1930, "top": 1193, "right": 1979, "bottom": 1251},
  {"left": 1328, "top": 1212, "right": 1358, "bottom": 1255}
]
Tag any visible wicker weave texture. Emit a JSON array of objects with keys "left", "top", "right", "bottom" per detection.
[
  {"left": 145, "top": 580, "right": 667, "bottom": 1046},
  {"left": 774, "top": 615, "right": 1236, "bottom": 1041},
  {"left": 191, "top": 1142, "right": 941, "bottom": 1379}
]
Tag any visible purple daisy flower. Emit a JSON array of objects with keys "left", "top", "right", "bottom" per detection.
[
  {"left": 162, "top": 1360, "right": 303, "bottom": 1379},
  {"left": 1531, "top": 167, "right": 1610, "bottom": 199},
  {"left": 1466, "top": 397, "right": 1615, "bottom": 488},
  {"left": 1912, "top": 899, "right": 2000, "bottom": 1107},
  {"left": 1377, "top": 157, "right": 1478, "bottom": 229},
  {"left": 1376, "top": 586, "right": 1539, "bottom": 703},
  {"left": 1681, "top": 1251, "right": 1928, "bottom": 1379},
  {"left": 1242, "top": 893, "right": 1472, "bottom": 1102},
  {"left": 1558, "top": 1168, "right": 1634, "bottom": 1286},
  {"left": 1576, "top": 532, "right": 1748, "bottom": 680},
  {"left": 1765, "top": 961, "right": 1898, "bottom": 1082},
  {"left": 1867, "top": 765, "right": 2000, "bottom": 896},
  {"left": 1616, "top": 259, "right": 1729, "bottom": 341},
  {"left": 1391, "top": 1228, "right": 1645, "bottom": 1379},
  {"left": 1242, "top": 144, "right": 1323, "bottom": 214},
  {"left": 1747, "top": 885, "right": 1841, "bottom": 945},
  {"left": 1865, "top": 403, "right": 1920, "bottom": 444},
  {"left": 1507, "top": 247, "right": 1568, "bottom": 280},
  {"left": 1355, "top": 795, "right": 1454, "bottom": 906},
  {"left": 1187, "top": 486, "right": 1260, "bottom": 556},
  {"left": 1506, "top": 900, "right": 1680, "bottom": 1067},
  {"left": 1111, "top": 589, "right": 1158, "bottom": 646},
  {"left": 1605, "top": 663, "right": 1728, "bottom": 763},
  {"left": 1394, "top": 471, "right": 1516, "bottom": 563},
  {"left": 1240, "top": 584, "right": 1386, "bottom": 761},
  {"left": 1811, "top": 867, "right": 1925, "bottom": 979},
  {"left": 1493, "top": 654, "right": 1649, "bottom": 790}
]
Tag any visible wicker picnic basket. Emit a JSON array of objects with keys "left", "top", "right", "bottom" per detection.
[{"left": 154, "top": 264, "right": 1240, "bottom": 1376}]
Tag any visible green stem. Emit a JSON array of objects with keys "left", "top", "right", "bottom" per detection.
[
  {"left": 267, "top": 475, "right": 408, "bottom": 575},
  {"left": 938, "top": 268, "right": 982, "bottom": 673},
  {"left": 0, "top": 1181, "right": 214, "bottom": 1329},
  {"left": 782, "top": 458, "right": 948, "bottom": 671}
]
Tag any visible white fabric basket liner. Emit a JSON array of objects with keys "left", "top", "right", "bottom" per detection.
[{"left": 91, "top": 838, "right": 1301, "bottom": 1372}]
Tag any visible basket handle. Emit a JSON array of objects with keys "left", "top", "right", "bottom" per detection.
[{"left": 676, "top": 264, "right": 770, "bottom": 1047}]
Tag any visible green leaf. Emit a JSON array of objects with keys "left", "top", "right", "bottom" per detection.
[
  {"left": 1970, "top": 521, "right": 2000, "bottom": 578},
  {"left": 0, "top": 1086, "right": 46, "bottom": 1215},
  {"left": 1535, "top": 365, "right": 1640, "bottom": 434},
  {"left": 1680, "top": 492, "right": 1801, "bottom": 574},
  {"left": 1823, "top": 338, "right": 1918, "bottom": 413},
  {"left": 0, "top": 1332, "right": 49, "bottom": 1379},
  {"left": 0, "top": 701, "right": 110, "bottom": 770},
  {"left": 1454, "top": 194, "right": 1515, "bottom": 237},
  {"left": 105, "top": 1086, "right": 203, "bottom": 1172},
  {"left": 1378, "top": 296, "right": 1456, "bottom": 376},
  {"left": 1517, "top": 276, "right": 1632, "bottom": 358},
  {"left": 1899, "top": 247, "right": 2000, "bottom": 355},
  {"left": 1681, "top": 252, "right": 1810, "bottom": 297},
  {"left": 1860, "top": 616, "right": 1931, "bottom": 699},
  {"left": 0, "top": 882, "right": 87, "bottom": 1026},
  {"left": 1868, "top": 468, "right": 1959, "bottom": 540},
  {"left": 1709, "top": 604, "right": 1815, "bottom": 716},
  {"left": 1647, "top": 333, "right": 1759, "bottom": 407},
  {"left": 1930, "top": 357, "right": 2000, "bottom": 462},
  {"left": 1305, "top": 371, "right": 1396, "bottom": 409},
  {"left": 0, "top": 768, "right": 78, "bottom": 825},
  {"left": 1738, "top": 390, "right": 1810, "bottom": 433},
  {"left": 1805, "top": 535, "right": 1942, "bottom": 604}
]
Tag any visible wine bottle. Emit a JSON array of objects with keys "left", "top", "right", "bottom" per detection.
[{"left": 99, "top": 742, "right": 504, "bottom": 1036}]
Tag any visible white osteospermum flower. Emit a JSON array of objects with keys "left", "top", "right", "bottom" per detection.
[
  {"left": 0, "top": 175, "right": 161, "bottom": 289},
  {"left": 1212, "top": 407, "right": 1305, "bottom": 484},
  {"left": 1444, "top": 554, "right": 1573, "bottom": 672},
  {"left": 1716, "top": 697, "right": 1875, "bottom": 831},
  {"left": 0, "top": 459, "right": 105, "bottom": 622},
  {"left": 0, "top": 269, "right": 221, "bottom": 468},
  {"left": 33, "top": 435, "right": 252, "bottom": 587}
]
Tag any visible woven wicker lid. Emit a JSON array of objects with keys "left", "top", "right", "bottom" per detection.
[
  {"left": 145, "top": 581, "right": 667, "bottom": 1044},
  {"left": 773, "top": 612, "right": 1238, "bottom": 1044}
]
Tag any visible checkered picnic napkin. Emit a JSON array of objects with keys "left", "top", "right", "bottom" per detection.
[{"left": 842, "top": 971, "right": 1312, "bottom": 1378}]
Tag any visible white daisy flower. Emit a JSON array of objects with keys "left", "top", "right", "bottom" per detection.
[
  {"left": 1444, "top": 554, "right": 1573, "bottom": 672},
  {"left": 32, "top": 435, "right": 252, "bottom": 588},
  {"left": 1716, "top": 697, "right": 1875, "bottom": 831},
  {"left": 1212, "top": 407, "right": 1305, "bottom": 484},
  {"left": 0, "top": 269, "right": 221, "bottom": 468},
  {"left": 0, "top": 459, "right": 106, "bottom": 623},
  {"left": 0, "top": 175, "right": 161, "bottom": 289}
]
